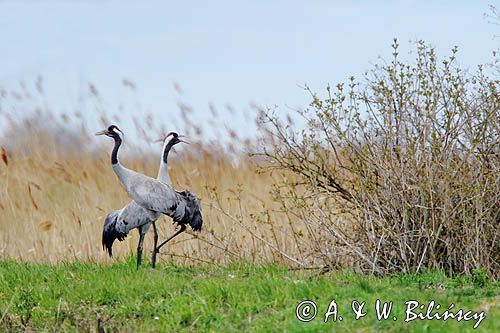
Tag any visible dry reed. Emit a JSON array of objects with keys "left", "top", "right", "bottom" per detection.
[{"left": 0, "top": 81, "right": 308, "bottom": 267}]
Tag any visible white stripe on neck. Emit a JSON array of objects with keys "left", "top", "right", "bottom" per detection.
[{"left": 113, "top": 128, "right": 124, "bottom": 141}]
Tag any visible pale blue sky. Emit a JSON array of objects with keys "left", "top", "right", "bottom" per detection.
[{"left": 0, "top": 0, "right": 498, "bottom": 139}]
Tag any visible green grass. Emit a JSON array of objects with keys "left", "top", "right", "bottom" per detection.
[{"left": 0, "top": 258, "right": 498, "bottom": 332}]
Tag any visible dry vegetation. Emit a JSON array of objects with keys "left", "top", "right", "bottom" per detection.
[
  {"left": 257, "top": 41, "right": 500, "bottom": 277},
  {"left": 0, "top": 70, "right": 329, "bottom": 270},
  {"left": 0, "top": 105, "right": 304, "bottom": 267},
  {"left": 0, "top": 41, "right": 498, "bottom": 278}
]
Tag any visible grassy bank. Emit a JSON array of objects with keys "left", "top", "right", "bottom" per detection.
[{"left": 0, "top": 260, "right": 498, "bottom": 332}]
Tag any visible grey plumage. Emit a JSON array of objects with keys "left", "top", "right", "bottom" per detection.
[
  {"left": 111, "top": 163, "right": 203, "bottom": 231},
  {"left": 102, "top": 201, "right": 155, "bottom": 257}
]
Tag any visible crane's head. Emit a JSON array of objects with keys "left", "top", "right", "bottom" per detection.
[
  {"left": 95, "top": 125, "right": 124, "bottom": 141},
  {"left": 158, "top": 132, "right": 189, "bottom": 145}
]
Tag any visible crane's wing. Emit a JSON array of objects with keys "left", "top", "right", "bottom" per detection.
[
  {"left": 115, "top": 201, "right": 160, "bottom": 235},
  {"left": 115, "top": 166, "right": 182, "bottom": 213},
  {"left": 129, "top": 179, "right": 203, "bottom": 231},
  {"left": 130, "top": 180, "right": 184, "bottom": 215},
  {"left": 102, "top": 200, "right": 161, "bottom": 257}
]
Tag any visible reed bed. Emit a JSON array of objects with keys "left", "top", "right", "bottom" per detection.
[{"left": 0, "top": 82, "right": 310, "bottom": 267}]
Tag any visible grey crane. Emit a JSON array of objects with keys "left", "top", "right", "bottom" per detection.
[
  {"left": 96, "top": 125, "right": 203, "bottom": 268},
  {"left": 101, "top": 131, "right": 183, "bottom": 268}
]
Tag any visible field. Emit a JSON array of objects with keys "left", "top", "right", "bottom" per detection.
[{"left": 1, "top": 260, "right": 499, "bottom": 332}]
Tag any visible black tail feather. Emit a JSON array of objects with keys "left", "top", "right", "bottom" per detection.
[
  {"left": 178, "top": 190, "right": 203, "bottom": 231},
  {"left": 102, "top": 210, "right": 127, "bottom": 257},
  {"left": 190, "top": 209, "right": 203, "bottom": 231}
]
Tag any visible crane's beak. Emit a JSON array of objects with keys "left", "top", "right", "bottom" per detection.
[
  {"left": 95, "top": 129, "right": 108, "bottom": 136},
  {"left": 178, "top": 135, "right": 190, "bottom": 144}
]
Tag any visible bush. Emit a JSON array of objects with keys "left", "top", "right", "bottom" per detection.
[{"left": 257, "top": 40, "right": 500, "bottom": 277}]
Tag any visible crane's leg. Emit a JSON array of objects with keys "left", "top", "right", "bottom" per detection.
[
  {"left": 151, "top": 222, "right": 159, "bottom": 269},
  {"left": 156, "top": 224, "right": 186, "bottom": 253},
  {"left": 137, "top": 227, "right": 147, "bottom": 270}
]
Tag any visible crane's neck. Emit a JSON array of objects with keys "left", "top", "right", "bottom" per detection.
[
  {"left": 157, "top": 137, "right": 176, "bottom": 184},
  {"left": 108, "top": 130, "right": 138, "bottom": 195},
  {"left": 111, "top": 134, "right": 122, "bottom": 165}
]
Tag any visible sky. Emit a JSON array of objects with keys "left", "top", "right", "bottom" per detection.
[{"left": 0, "top": 0, "right": 498, "bottom": 140}]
